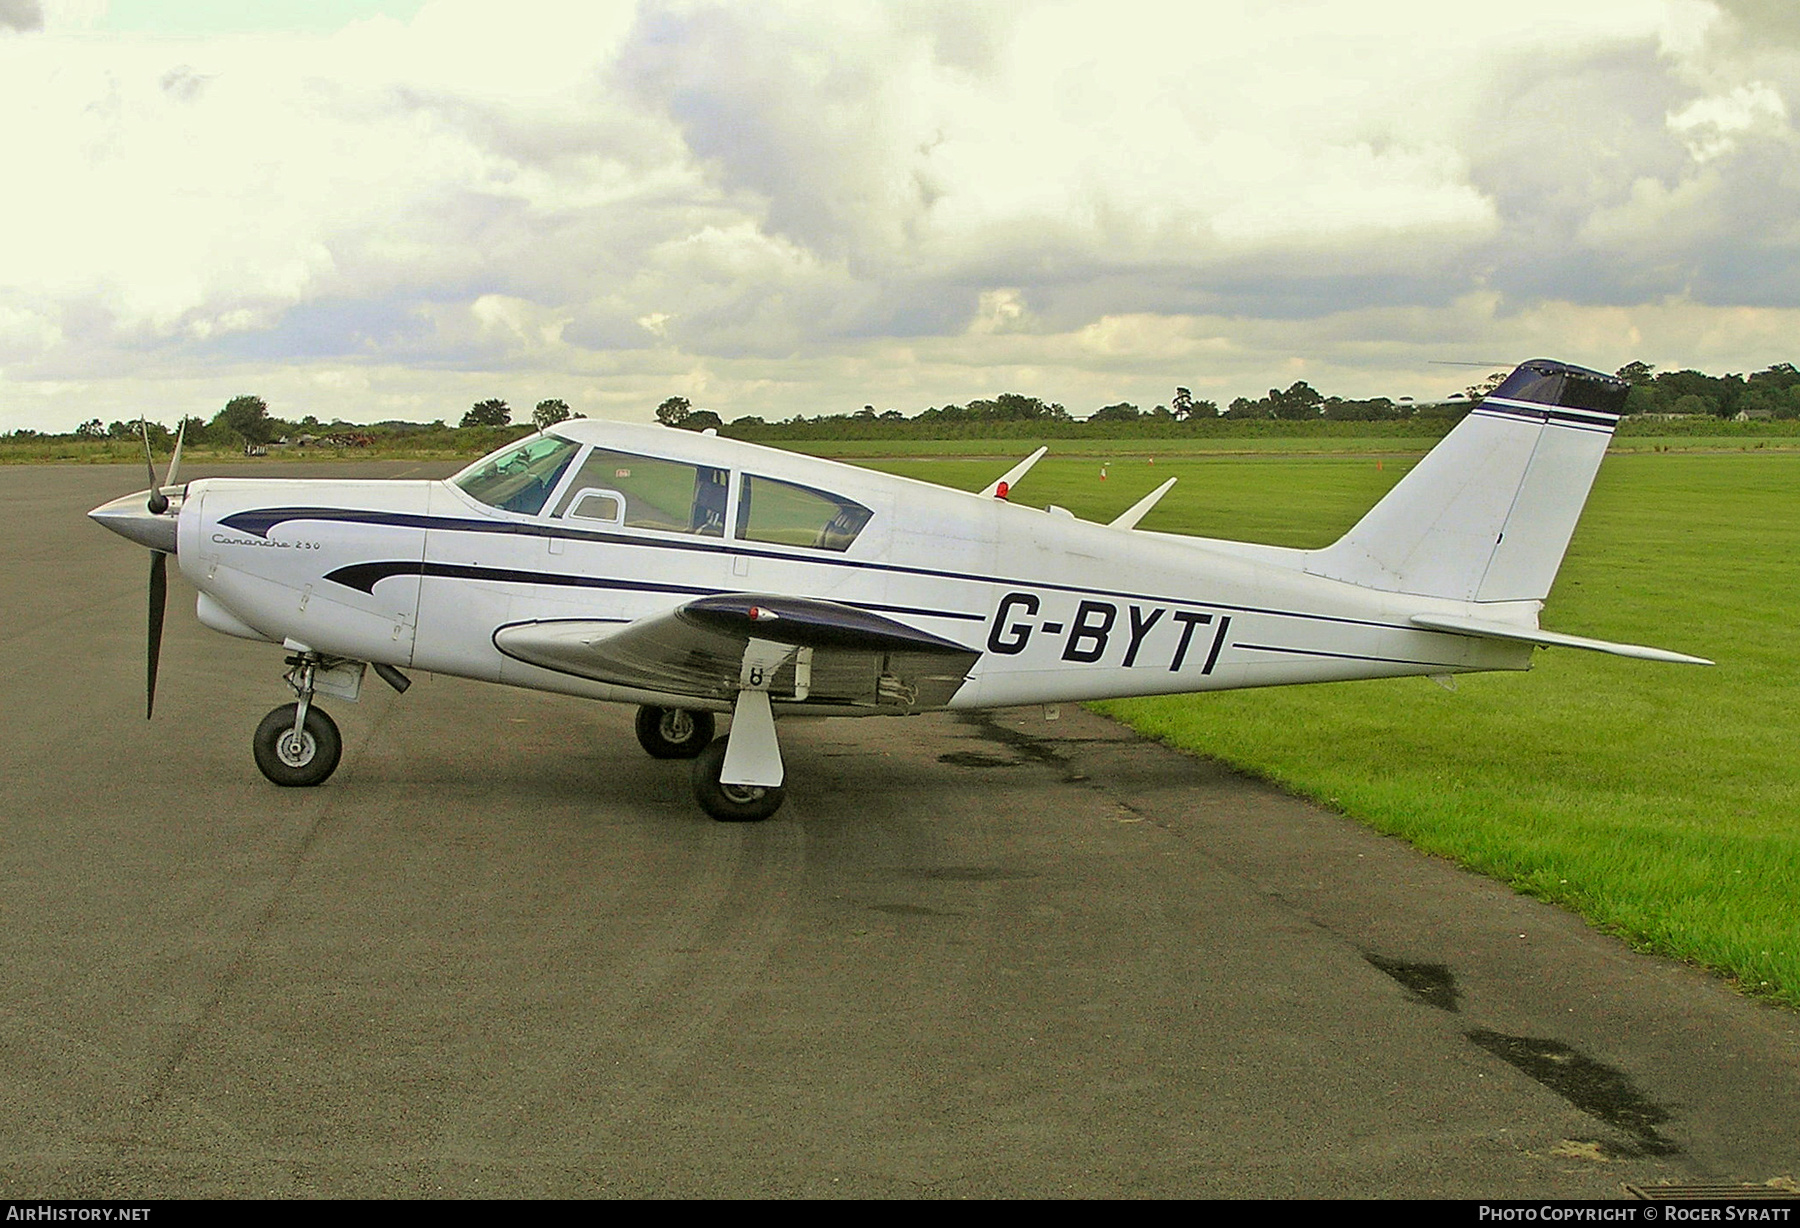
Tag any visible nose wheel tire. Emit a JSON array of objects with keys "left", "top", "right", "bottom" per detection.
[
  {"left": 635, "top": 706, "right": 715, "bottom": 759},
  {"left": 253, "top": 703, "right": 342, "bottom": 787},
  {"left": 692, "top": 736, "right": 785, "bottom": 822}
]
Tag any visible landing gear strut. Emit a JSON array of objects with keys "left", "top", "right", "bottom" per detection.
[
  {"left": 253, "top": 653, "right": 342, "bottom": 787},
  {"left": 688, "top": 683, "right": 789, "bottom": 822},
  {"left": 635, "top": 706, "right": 715, "bottom": 759}
]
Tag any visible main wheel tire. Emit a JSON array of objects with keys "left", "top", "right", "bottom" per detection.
[
  {"left": 253, "top": 703, "right": 342, "bottom": 787},
  {"left": 692, "top": 735, "right": 785, "bottom": 822},
  {"left": 636, "top": 706, "right": 716, "bottom": 759}
]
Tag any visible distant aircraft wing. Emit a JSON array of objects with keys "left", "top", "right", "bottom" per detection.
[
  {"left": 979, "top": 447, "right": 1048, "bottom": 499},
  {"left": 1409, "top": 614, "right": 1713, "bottom": 665},
  {"left": 1109, "top": 477, "right": 1178, "bottom": 530},
  {"left": 494, "top": 594, "right": 982, "bottom": 709}
]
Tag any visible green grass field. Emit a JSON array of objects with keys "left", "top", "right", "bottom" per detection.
[{"left": 860, "top": 448, "right": 1800, "bottom": 1009}]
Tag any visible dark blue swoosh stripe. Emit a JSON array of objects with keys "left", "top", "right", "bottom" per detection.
[
  {"left": 327, "top": 560, "right": 715, "bottom": 599},
  {"left": 325, "top": 560, "right": 984, "bottom": 625}
]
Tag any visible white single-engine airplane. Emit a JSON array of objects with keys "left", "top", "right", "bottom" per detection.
[{"left": 92, "top": 359, "right": 1709, "bottom": 821}]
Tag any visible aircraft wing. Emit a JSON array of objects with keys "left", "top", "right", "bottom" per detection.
[{"left": 494, "top": 594, "right": 981, "bottom": 710}]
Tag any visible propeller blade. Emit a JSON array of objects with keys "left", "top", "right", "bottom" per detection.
[
  {"left": 147, "top": 550, "right": 167, "bottom": 720},
  {"left": 166, "top": 419, "right": 187, "bottom": 490},
  {"left": 139, "top": 419, "right": 168, "bottom": 516}
]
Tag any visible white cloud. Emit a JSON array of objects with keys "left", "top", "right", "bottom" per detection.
[
  {"left": 1, "top": 0, "right": 43, "bottom": 34},
  {"left": 1667, "top": 81, "right": 1789, "bottom": 160},
  {"left": 2, "top": 0, "right": 1796, "bottom": 432}
]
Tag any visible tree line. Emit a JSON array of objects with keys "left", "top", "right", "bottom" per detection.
[
  {"left": 26, "top": 396, "right": 583, "bottom": 453},
  {"left": 10, "top": 361, "right": 1795, "bottom": 451},
  {"left": 660, "top": 363, "right": 1800, "bottom": 438},
  {"left": 1615, "top": 361, "right": 1800, "bottom": 419}
]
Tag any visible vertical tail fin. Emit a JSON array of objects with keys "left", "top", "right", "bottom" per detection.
[{"left": 1306, "top": 359, "right": 1629, "bottom": 603}]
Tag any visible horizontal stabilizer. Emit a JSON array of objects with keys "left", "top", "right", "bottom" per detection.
[{"left": 1409, "top": 614, "right": 1713, "bottom": 666}]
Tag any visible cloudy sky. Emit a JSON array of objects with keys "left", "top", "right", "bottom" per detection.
[{"left": 3, "top": 0, "right": 1797, "bottom": 431}]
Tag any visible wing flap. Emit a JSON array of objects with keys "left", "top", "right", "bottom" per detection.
[{"left": 495, "top": 594, "right": 980, "bottom": 708}]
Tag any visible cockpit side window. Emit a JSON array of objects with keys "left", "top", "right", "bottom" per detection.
[
  {"left": 452, "top": 435, "right": 580, "bottom": 516},
  {"left": 735, "top": 475, "right": 872, "bottom": 552},
  {"left": 552, "top": 447, "right": 728, "bottom": 538}
]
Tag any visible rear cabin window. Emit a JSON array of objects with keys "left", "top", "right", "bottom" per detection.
[
  {"left": 453, "top": 435, "right": 580, "bottom": 516},
  {"left": 553, "top": 447, "right": 729, "bottom": 537},
  {"left": 735, "top": 475, "right": 872, "bottom": 552}
]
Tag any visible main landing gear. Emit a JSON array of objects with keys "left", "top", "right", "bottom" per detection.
[
  {"left": 691, "top": 735, "right": 786, "bottom": 822},
  {"left": 636, "top": 688, "right": 788, "bottom": 823},
  {"left": 253, "top": 654, "right": 342, "bottom": 787},
  {"left": 634, "top": 706, "right": 715, "bottom": 759}
]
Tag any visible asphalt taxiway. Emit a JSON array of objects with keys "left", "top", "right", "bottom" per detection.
[{"left": 2, "top": 461, "right": 1796, "bottom": 1198}]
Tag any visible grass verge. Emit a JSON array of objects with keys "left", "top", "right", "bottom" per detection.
[{"left": 884, "top": 449, "right": 1800, "bottom": 1008}]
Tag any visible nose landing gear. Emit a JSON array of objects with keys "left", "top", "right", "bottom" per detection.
[
  {"left": 252, "top": 652, "right": 343, "bottom": 787},
  {"left": 253, "top": 702, "right": 342, "bottom": 787}
]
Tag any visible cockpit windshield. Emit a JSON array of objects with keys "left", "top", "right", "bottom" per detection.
[{"left": 453, "top": 435, "right": 580, "bottom": 516}]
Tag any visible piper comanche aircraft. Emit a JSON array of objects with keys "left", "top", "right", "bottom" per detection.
[{"left": 90, "top": 359, "right": 1709, "bottom": 821}]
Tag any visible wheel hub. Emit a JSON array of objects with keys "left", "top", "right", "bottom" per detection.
[{"left": 278, "top": 731, "right": 316, "bottom": 768}]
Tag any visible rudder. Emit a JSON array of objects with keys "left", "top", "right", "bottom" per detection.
[{"left": 1305, "top": 359, "right": 1629, "bottom": 603}]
